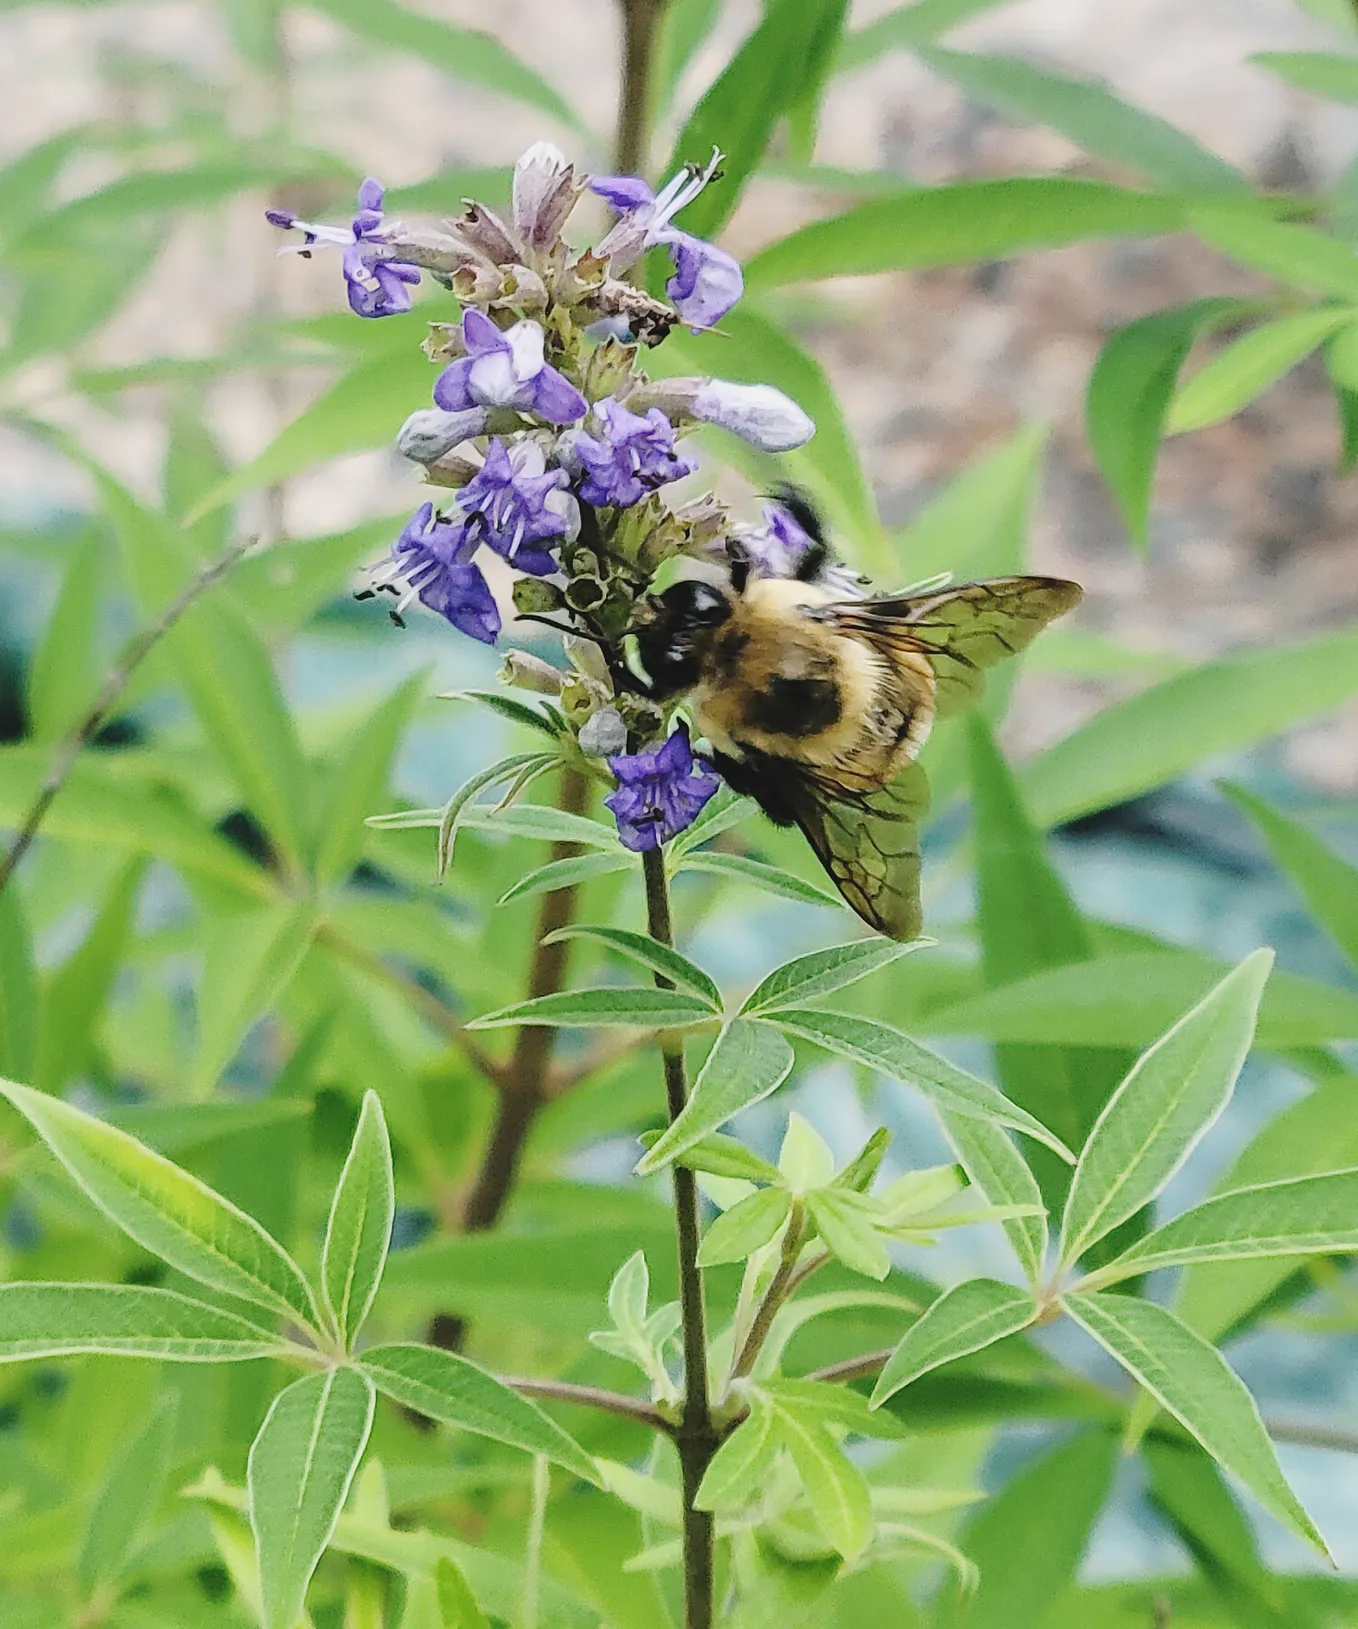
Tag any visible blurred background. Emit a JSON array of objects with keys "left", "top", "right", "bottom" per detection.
[{"left": 4, "top": 0, "right": 1358, "bottom": 1613}]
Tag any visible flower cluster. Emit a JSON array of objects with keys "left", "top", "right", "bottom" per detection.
[{"left": 267, "top": 142, "right": 816, "bottom": 847}]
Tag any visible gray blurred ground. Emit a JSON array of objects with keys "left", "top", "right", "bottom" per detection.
[{"left": 2, "top": 0, "right": 1358, "bottom": 778}]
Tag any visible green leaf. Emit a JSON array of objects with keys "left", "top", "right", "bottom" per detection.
[
  {"left": 1021, "top": 623, "right": 1358, "bottom": 827},
  {"left": 698, "top": 1186, "right": 792, "bottom": 1266},
  {"left": 0, "top": 1282, "right": 291, "bottom": 1362},
  {"left": 1061, "top": 1291, "right": 1328, "bottom": 1557},
  {"left": 668, "top": 784, "right": 755, "bottom": 855},
  {"left": 27, "top": 527, "right": 103, "bottom": 744},
  {"left": 497, "top": 850, "right": 635, "bottom": 905},
  {"left": 806, "top": 1189, "right": 891, "bottom": 1279},
  {"left": 1167, "top": 307, "right": 1352, "bottom": 433},
  {"left": 606, "top": 1249, "right": 650, "bottom": 1337},
  {"left": 676, "top": 850, "right": 841, "bottom": 907},
  {"left": 441, "top": 688, "right": 564, "bottom": 739},
  {"left": 937, "top": 1112, "right": 1048, "bottom": 1286},
  {"left": 357, "top": 1344, "right": 599, "bottom": 1484},
  {"left": 435, "top": 1555, "right": 493, "bottom": 1629},
  {"left": 1058, "top": 951, "right": 1273, "bottom": 1266},
  {"left": 895, "top": 421, "right": 1046, "bottom": 581},
  {"left": 1191, "top": 205, "right": 1358, "bottom": 300},
  {"left": 462, "top": 802, "right": 617, "bottom": 848},
  {"left": 469, "top": 987, "right": 717, "bottom": 1031},
  {"left": 4, "top": 222, "right": 163, "bottom": 368},
  {"left": 762, "top": 1377, "right": 907, "bottom": 1439},
  {"left": 77, "top": 1399, "right": 176, "bottom": 1600},
  {"left": 315, "top": 674, "right": 424, "bottom": 888},
  {"left": 1086, "top": 298, "right": 1249, "bottom": 546},
  {"left": 543, "top": 925, "right": 721, "bottom": 1008},
  {"left": 920, "top": 48, "right": 1248, "bottom": 194},
  {"left": 835, "top": 0, "right": 1015, "bottom": 74},
  {"left": 248, "top": 1366, "right": 376, "bottom": 1629},
  {"left": 740, "top": 938, "right": 922, "bottom": 1017},
  {"left": 0, "top": 1079, "right": 320, "bottom": 1330},
  {"left": 771, "top": 1008, "right": 1075, "bottom": 1160},
  {"left": 437, "top": 754, "right": 566, "bottom": 877},
  {"left": 745, "top": 179, "right": 1186, "bottom": 292},
  {"left": 765, "top": 1394, "right": 874, "bottom": 1561},
  {"left": 0, "top": 889, "right": 37, "bottom": 1082},
  {"left": 660, "top": 1131, "right": 782, "bottom": 1185},
  {"left": 1224, "top": 782, "right": 1358, "bottom": 975},
  {"left": 694, "top": 1398, "right": 778, "bottom": 1513},
  {"left": 663, "top": 0, "right": 849, "bottom": 239},
  {"left": 779, "top": 1110, "right": 836, "bottom": 1191},
  {"left": 635, "top": 1020, "right": 795, "bottom": 1174},
  {"left": 307, "top": 0, "right": 583, "bottom": 130},
  {"left": 923, "top": 948, "right": 1358, "bottom": 1048},
  {"left": 1083, "top": 1169, "right": 1358, "bottom": 1288},
  {"left": 658, "top": 304, "right": 886, "bottom": 569},
  {"left": 870, "top": 1279, "right": 1037, "bottom": 1406},
  {"left": 934, "top": 1432, "right": 1116, "bottom": 1629},
  {"left": 1251, "top": 50, "right": 1358, "bottom": 103},
  {"left": 321, "top": 1091, "right": 394, "bottom": 1351}
]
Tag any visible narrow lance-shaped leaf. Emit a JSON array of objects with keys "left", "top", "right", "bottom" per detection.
[
  {"left": 78, "top": 1398, "right": 177, "bottom": 1601},
  {"left": 1081, "top": 1168, "right": 1358, "bottom": 1289},
  {"left": 740, "top": 938, "right": 923, "bottom": 1017},
  {"left": 1062, "top": 1290, "right": 1329, "bottom": 1558},
  {"left": 1059, "top": 950, "right": 1273, "bottom": 1267},
  {"left": 434, "top": 753, "right": 563, "bottom": 877},
  {"left": 1190, "top": 204, "right": 1358, "bottom": 301},
  {"left": 636, "top": 1019, "right": 795, "bottom": 1175},
  {"left": 0, "top": 1283, "right": 293, "bottom": 1363},
  {"left": 1167, "top": 307, "right": 1351, "bottom": 434},
  {"left": 357, "top": 1343, "right": 599, "bottom": 1485},
  {"left": 771, "top": 1008, "right": 1075, "bottom": 1161},
  {"left": 0, "top": 1079, "right": 320, "bottom": 1331},
  {"left": 248, "top": 1366, "right": 377, "bottom": 1629},
  {"left": 322, "top": 1090, "right": 395, "bottom": 1350},
  {"left": 27, "top": 527, "right": 104, "bottom": 744},
  {"left": 806, "top": 1189, "right": 891, "bottom": 1280},
  {"left": 698, "top": 1187, "right": 792, "bottom": 1267},
  {"left": 469, "top": 987, "right": 717, "bottom": 1031},
  {"left": 314, "top": 673, "right": 425, "bottom": 888},
  {"left": 767, "top": 1394, "right": 874, "bottom": 1561},
  {"left": 939, "top": 1111, "right": 1048, "bottom": 1286},
  {"left": 543, "top": 925, "right": 721, "bottom": 1008},
  {"left": 694, "top": 1398, "right": 778, "bottom": 1513},
  {"left": 0, "top": 889, "right": 36, "bottom": 1081},
  {"left": 496, "top": 850, "right": 634, "bottom": 906},
  {"left": 676, "top": 849, "right": 841, "bottom": 907},
  {"left": 870, "top": 1279, "right": 1038, "bottom": 1407}
]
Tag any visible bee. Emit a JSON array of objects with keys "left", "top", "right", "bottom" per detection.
[{"left": 630, "top": 492, "right": 1082, "bottom": 939}]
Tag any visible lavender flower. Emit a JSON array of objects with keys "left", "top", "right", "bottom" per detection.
[
  {"left": 512, "top": 141, "right": 579, "bottom": 253},
  {"left": 590, "top": 150, "right": 743, "bottom": 331},
  {"left": 627, "top": 378, "right": 815, "bottom": 453},
  {"left": 367, "top": 502, "right": 500, "bottom": 643},
  {"left": 741, "top": 500, "right": 813, "bottom": 578},
  {"left": 605, "top": 727, "right": 720, "bottom": 851},
  {"left": 573, "top": 399, "right": 693, "bottom": 508},
  {"left": 434, "top": 310, "right": 587, "bottom": 424},
  {"left": 457, "top": 438, "right": 576, "bottom": 576},
  {"left": 267, "top": 178, "right": 420, "bottom": 318}
]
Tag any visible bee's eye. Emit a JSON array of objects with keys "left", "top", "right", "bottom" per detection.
[{"left": 661, "top": 581, "right": 730, "bottom": 627}]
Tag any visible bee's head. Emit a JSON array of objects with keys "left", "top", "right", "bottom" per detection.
[{"left": 630, "top": 578, "right": 732, "bottom": 697}]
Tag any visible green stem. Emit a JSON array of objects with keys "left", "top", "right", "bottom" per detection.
[
  {"left": 614, "top": 0, "right": 669, "bottom": 174},
  {"left": 730, "top": 1200, "right": 806, "bottom": 1383},
  {"left": 642, "top": 844, "right": 717, "bottom": 1629}
]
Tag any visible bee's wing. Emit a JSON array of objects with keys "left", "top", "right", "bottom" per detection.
[
  {"left": 814, "top": 576, "right": 1082, "bottom": 717},
  {"left": 783, "top": 761, "right": 931, "bottom": 941}
]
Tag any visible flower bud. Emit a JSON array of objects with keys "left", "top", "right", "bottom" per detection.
[
  {"left": 692, "top": 381, "right": 815, "bottom": 451},
  {"left": 499, "top": 649, "right": 565, "bottom": 694},
  {"left": 396, "top": 407, "right": 490, "bottom": 464},
  {"left": 565, "top": 575, "right": 606, "bottom": 613},
  {"left": 451, "top": 201, "right": 520, "bottom": 266},
  {"left": 494, "top": 264, "right": 548, "bottom": 315},
  {"left": 512, "top": 577, "right": 566, "bottom": 615},
  {"left": 512, "top": 141, "right": 580, "bottom": 253},
  {"left": 578, "top": 706, "right": 627, "bottom": 757}
]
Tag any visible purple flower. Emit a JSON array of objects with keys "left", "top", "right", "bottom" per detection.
[
  {"left": 367, "top": 502, "right": 500, "bottom": 643},
  {"left": 457, "top": 438, "right": 576, "bottom": 576},
  {"left": 741, "top": 501, "right": 813, "bottom": 578},
  {"left": 267, "top": 177, "right": 420, "bottom": 319},
  {"left": 605, "top": 727, "right": 720, "bottom": 851},
  {"left": 434, "top": 310, "right": 587, "bottom": 425},
  {"left": 590, "top": 150, "right": 743, "bottom": 331},
  {"left": 574, "top": 398, "right": 693, "bottom": 509}
]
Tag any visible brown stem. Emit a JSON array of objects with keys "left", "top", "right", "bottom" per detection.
[
  {"left": 614, "top": 0, "right": 668, "bottom": 175},
  {"left": 503, "top": 1375, "right": 673, "bottom": 1435},
  {"left": 0, "top": 533, "right": 258, "bottom": 897},
  {"left": 803, "top": 1347, "right": 893, "bottom": 1388},
  {"left": 459, "top": 765, "right": 590, "bottom": 1233},
  {"left": 643, "top": 845, "right": 717, "bottom": 1629},
  {"left": 731, "top": 1200, "right": 806, "bottom": 1382}
]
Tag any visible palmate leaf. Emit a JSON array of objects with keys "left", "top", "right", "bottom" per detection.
[
  {"left": 1059, "top": 952, "right": 1273, "bottom": 1267},
  {"left": 1062, "top": 1291, "right": 1328, "bottom": 1557},
  {"left": 248, "top": 1366, "right": 376, "bottom": 1629},
  {"left": 0, "top": 1079, "right": 320, "bottom": 1332}
]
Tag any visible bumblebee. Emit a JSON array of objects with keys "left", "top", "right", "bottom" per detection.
[{"left": 631, "top": 494, "right": 1082, "bottom": 939}]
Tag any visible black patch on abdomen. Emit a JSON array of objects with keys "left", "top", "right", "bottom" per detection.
[
  {"left": 711, "top": 628, "right": 750, "bottom": 680},
  {"left": 746, "top": 674, "right": 841, "bottom": 738}
]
